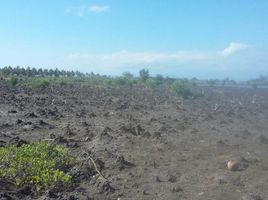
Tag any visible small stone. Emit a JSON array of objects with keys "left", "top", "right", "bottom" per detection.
[{"left": 227, "top": 160, "right": 240, "bottom": 171}]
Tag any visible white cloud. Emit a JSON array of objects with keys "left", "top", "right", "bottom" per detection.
[
  {"left": 63, "top": 44, "right": 261, "bottom": 79},
  {"left": 220, "top": 42, "right": 248, "bottom": 56},
  {"left": 88, "top": 5, "right": 110, "bottom": 13},
  {"left": 65, "top": 5, "right": 110, "bottom": 17},
  {"left": 66, "top": 51, "right": 209, "bottom": 68}
]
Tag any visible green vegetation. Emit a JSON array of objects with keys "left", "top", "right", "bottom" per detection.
[
  {"left": 172, "top": 79, "right": 192, "bottom": 98},
  {"left": 31, "top": 78, "right": 50, "bottom": 88},
  {"left": 139, "top": 68, "right": 150, "bottom": 82},
  {"left": 0, "top": 142, "right": 73, "bottom": 190},
  {"left": 10, "top": 75, "right": 18, "bottom": 86},
  {"left": 0, "top": 66, "right": 267, "bottom": 90},
  {"left": 145, "top": 78, "right": 157, "bottom": 89}
]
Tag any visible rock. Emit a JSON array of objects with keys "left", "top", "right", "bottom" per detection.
[{"left": 227, "top": 160, "right": 240, "bottom": 171}]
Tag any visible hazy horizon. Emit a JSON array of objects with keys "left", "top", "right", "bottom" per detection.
[{"left": 0, "top": 0, "right": 268, "bottom": 80}]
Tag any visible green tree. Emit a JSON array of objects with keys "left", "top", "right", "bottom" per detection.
[
  {"left": 38, "top": 68, "right": 44, "bottom": 76},
  {"left": 139, "top": 69, "right": 149, "bottom": 82},
  {"left": 123, "top": 72, "right": 134, "bottom": 79}
]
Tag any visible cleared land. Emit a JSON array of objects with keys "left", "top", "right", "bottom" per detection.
[{"left": 1, "top": 83, "right": 268, "bottom": 200}]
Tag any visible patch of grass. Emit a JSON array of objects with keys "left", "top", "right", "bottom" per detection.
[{"left": 0, "top": 142, "right": 73, "bottom": 190}]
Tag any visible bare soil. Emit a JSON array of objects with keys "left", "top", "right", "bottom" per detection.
[{"left": 1, "top": 83, "right": 268, "bottom": 200}]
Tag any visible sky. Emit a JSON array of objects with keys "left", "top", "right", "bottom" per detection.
[{"left": 0, "top": 0, "right": 268, "bottom": 80}]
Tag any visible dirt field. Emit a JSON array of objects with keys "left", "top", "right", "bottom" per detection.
[{"left": 1, "top": 83, "right": 268, "bottom": 200}]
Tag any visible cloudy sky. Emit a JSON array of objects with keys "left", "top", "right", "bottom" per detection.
[{"left": 0, "top": 0, "right": 268, "bottom": 80}]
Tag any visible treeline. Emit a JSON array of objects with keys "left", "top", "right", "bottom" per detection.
[
  {"left": 0, "top": 66, "right": 86, "bottom": 77},
  {"left": 0, "top": 66, "right": 175, "bottom": 87},
  {"left": 0, "top": 66, "right": 267, "bottom": 98},
  {"left": 0, "top": 66, "right": 198, "bottom": 98}
]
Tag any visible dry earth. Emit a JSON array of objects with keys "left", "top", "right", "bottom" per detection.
[{"left": 1, "top": 83, "right": 268, "bottom": 200}]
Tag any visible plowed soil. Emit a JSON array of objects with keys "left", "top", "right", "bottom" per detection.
[{"left": 1, "top": 83, "right": 268, "bottom": 200}]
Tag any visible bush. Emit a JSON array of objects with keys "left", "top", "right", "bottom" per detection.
[
  {"left": 145, "top": 78, "right": 157, "bottom": 89},
  {"left": 0, "top": 142, "right": 73, "bottom": 190},
  {"left": 172, "top": 79, "right": 192, "bottom": 98},
  {"left": 56, "top": 77, "right": 71, "bottom": 86},
  {"left": 31, "top": 78, "right": 50, "bottom": 88},
  {"left": 10, "top": 76, "right": 18, "bottom": 86}
]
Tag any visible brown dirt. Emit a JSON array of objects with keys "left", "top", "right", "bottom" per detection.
[{"left": 1, "top": 83, "right": 268, "bottom": 200}]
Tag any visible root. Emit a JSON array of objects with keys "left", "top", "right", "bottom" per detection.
[{"left": 87, "top": 156, "right": 107, "bottom": 180}]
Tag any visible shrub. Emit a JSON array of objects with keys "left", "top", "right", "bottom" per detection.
[
  {"left": 10, "top": 76, "right": 18, "bottom": 86},
  {"left": 31, "top": 78, "right": 50, "bottom": 88},
  {"left": 145, "top": 78, "right": 157, "bottom": 89},
  {"left": 172, "top": 79, "right": 192, "bottom": 98},
  {"left": 0, "top": 142, "right": 73, "bottom": 190},
  {"left": 114, "top": 77, "right": 127, "bottom": 85},
  {"left": 56, "top": 77, "right": 71, "bottom": 86}
]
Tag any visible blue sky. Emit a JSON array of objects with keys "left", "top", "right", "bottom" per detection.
[{"left": 0, "top": 0, "right": 268, "bottom": 80}]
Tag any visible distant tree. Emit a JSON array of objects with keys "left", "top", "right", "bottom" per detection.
[
  {"left": 61, "top": 70, "right": 67, "bottom": 77},
  {"left": 38, "top": 68, "right": 43, "bottom": 76},
  {"left": 155, "top": 74, "right": 164, "bottom": 85},
  {"left": 26, "top": 67, "right": 32, "bottom": 76},
  {"left": 66, "top": 71, "right": 72, "bottom": 77},
  {"left": 48, "top": 69, "right": 54, "bottom": 77},
  {"left": 191, "top": 77, "right": 198, "bottom": 87},
  {"left": 54, "top": 68, "right": 60, "bottom": 77},
  {"left": 122, "top": 72, "right": 134, "bottom": 79},
  {"left": 32, "top": 68, "right": 38, "bottom": 76},
  {"left": 14, "top": 66, "right": 21, "bottom": 75},
  {"left": 139, "top": 69, "right": 149, "bottom": 82},
  {"left": 43, "top": 69, "right": 49, "bottom": 76},
  {"left": 20, "top": 67, "right": 26, "bottom": 76},
  {"left": 2, "top": 67, "right": 8, "bottom": 76}
]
